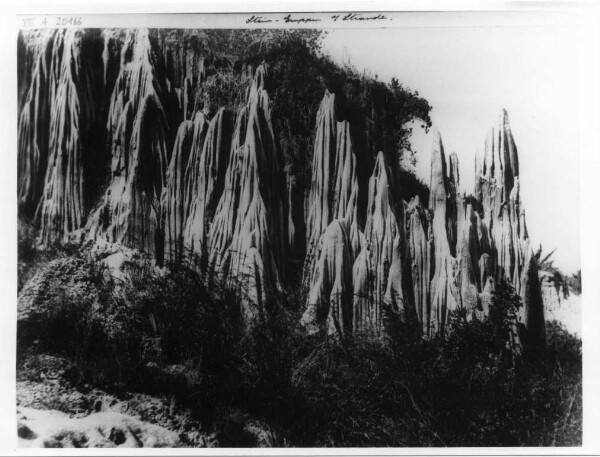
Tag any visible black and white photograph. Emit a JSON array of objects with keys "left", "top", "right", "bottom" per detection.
[{"left": 2, "top": 3, "right": 599, "bottom": 452}]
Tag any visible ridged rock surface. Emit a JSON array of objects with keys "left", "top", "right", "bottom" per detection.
[
  {"left": 206, "top": 64, "right": 287, "bottom": 320},
  {"left": 406, "top": 196, "right": 432, "bottom": 334},
  {"left": 162, "top": 120, "right": 195, "bottom": 263},
  {"left": 17, "top": 29, "right": 548, "bottom": 344},
  {"left": 89, "top": 93, "right": 170, "bottom": 259},
  {"left": 428, "top": 132, "right": 459, "bottom": 335},
  {"left": 304, "top": 92, "right": 361, "bottom": 283},
  {"left": 37, "top": 30, "right": 102, "bottom": 244},
  {"left": 17, "top": 31, "right": 53, "bottom": 211},
  {"left": 183, "top": 109, "right": 233, "bottom": 265},
  {"left": 474, "top": 110, "right": 544, "bottom": 344},
  {"left": 302, "top": 219, "right": 355, "bottom": 336},
  {"left": 87, "top": 30, "right": 172, "bottom": 260},
  {"left": 352, "top": 152, "right": 407, "bottom": 333}
]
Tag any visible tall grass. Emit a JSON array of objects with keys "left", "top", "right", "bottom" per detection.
[{"left": 17, "top": 246, "right": 581, "bottom": 446}]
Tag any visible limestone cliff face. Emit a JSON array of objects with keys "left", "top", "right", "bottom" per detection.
[
  {"left": 18, "top": 29, "right": 548, "bottom": 343},
  {"left": 97, "top": 93, "right": 170, "bottom": 258},
  {"left": 106, "top": 30, "right": 166, "bottom": 144},
  {"left": 304, "top": 91, "right": 361, "bottom": 284},
  {"left": 162, "top": 120, "right": 196, "bottom": 263},
  {"left": 86, "top": 30, "right": 174, "bottom": 260},
  {"left": 302, "top": 114, "right": 544, "bottom": 344},
  {"left": 301, "top": 219, "right": 355, "bottom": 336},
  {"left": 206, "top": 64, "right": 288, "bottom": 319},
  {"left": 17, "top": 31, "right": 53, "bottom": 212},
  {"left": 428, "top": 132, "right": 459, "bottom": 335},
  {"left": 38, "top": 30, "right": 103, "bottom": 244},
  {"left": 352, "top": 152, "right": 408, "bottom": 333},
  {"left": 406, "top": 196, "right": 431, "bottom": 335},
  {"left": 183, "top": 109, "right": 233, "bottom": 265},
  {"left": 474, "top": 110, "right": 544, "bottom": 344}
]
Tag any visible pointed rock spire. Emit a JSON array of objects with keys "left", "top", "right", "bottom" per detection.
[
  {"left": 429, "top": 130, "right": 449, "bottom": 214},
  {"left": 352, "top": 152, "right": 407, "bottom": 333},
  {"left": 206, "top": 63, "right": 287, "bottom": 321},
  {"left": 304, "top": 91, "right": 361, "bottom": 285},
  {"left": 162, "top": 120, "right": 196, "bottom": 263},
  {"left": 473, "top": 109, "right": 544, "bottom": 346},
  {"left": 18, "top": 32, "right": 53, "bottom": 211},
  {"left": 181, "top": 109, "right": 233, "bottom": 266},
  {"left": 428, "top": 131, "right": 458, "bottom": 335},
  {"left": 406, "top": 196, "right": 432, "bottom": 334},
  {"left": 38, "top": 29, "right": 102, "bottom": 244},
  {"left": 88, "top": 93, "right": 170, "bottom": 258},
  {"left": 106, "top": 30, "right": 165, "bottom": 140},
  {"left": 302, "top": 219, "right": 354, "bottom": 336}
]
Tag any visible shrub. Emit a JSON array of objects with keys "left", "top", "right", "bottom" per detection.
[
  {"left": 17, "top": 250, "right": 581, "bottom": 446},
  {"left": 282, "top": 282, "right": 582, "bottom": 447}
]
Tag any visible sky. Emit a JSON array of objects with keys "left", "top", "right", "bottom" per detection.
[{"left": 323, "top": 23, "right": 581, "bottom": 274}]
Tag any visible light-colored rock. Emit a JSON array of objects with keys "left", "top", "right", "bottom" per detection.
[
  {"left": 475, "top": 110, "right": 544, "bottom": 344},
  {"left": 304, "top": 91, "right": 361, "bottom": 285},
  {"left": 106, "top": 30, "right": 164, "bottom": 139},
  {"left": 352, "top": 152, "right": 407, "bottom": 333},
  {"left": 541, "top": 270, "right": 581, "bottom": 336},
  {"left": 38, "top": 30, "right": 101, "bottom": 244},
  {"left": 17, "top": 407, "right": 180, "bottom": 448},
  {"left": 456, "top": 226, "right": 481, "bottom": 316},
  {"left": 183, "top": 108, "right": 233, "bottom": 265},
  {"left": 206, "top": 64, "right": 287, "bottom": 321},
  {"left": 18, "top": 32, "right": 54, "bottom": 210},
  {"left": 162, "top": 121, "right": 195, "bottom": 263},
  {"left": 428, "top": 131, "right": 458, "bottom": 335},
  {"left": 302, "top": 219, "right": 354, "bottom": 336},
  {"left": 406, "top": 196, "right": 432, "bottom": 334},
  {"left": 86, "top": 29, "right": 171, "bottom": 261},
  {"left": 88, "top": 93, "right": 170, "bottom": 259}
]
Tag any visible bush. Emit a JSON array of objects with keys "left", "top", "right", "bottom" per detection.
[
  {"left": 17, "top": 250, "right": 581, "bottom": 446},
  {"left": 281, "top": 282, "right": 582, "bottom": 446}
]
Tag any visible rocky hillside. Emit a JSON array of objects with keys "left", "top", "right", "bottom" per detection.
[{"left": 18, "top": 28, "right": 545, "bottom": 346}]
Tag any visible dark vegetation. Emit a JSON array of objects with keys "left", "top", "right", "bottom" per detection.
[{"left": 17, "top": 234, "right": 582, "bottom": 447}]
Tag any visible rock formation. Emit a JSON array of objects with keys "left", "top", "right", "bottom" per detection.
[
  {"left": 428, "top": 131, "right": 459, "bottom": 335},
  {"left": 475, "top": 110, "right": 544, "bottom": 344},
  {"left": 162, "top": 120, "right": 196, "bottom": 263},
  {"left": 406, "top": 196, "right": 431, "bottom": 334},
  {"left": 87, "top": 30, "right": 172, "bottom": 260},
  {"left": 301, "top": 113, "right": 544, "bottom": 343},
  {"left": 17, "top": 31, "right": 53, "bottom": 212},
  {"left": 17, "top": 407, "right": 181, "bottom": 448},
  {"left": 206, "top": 63, "right": 287, "bottom": 320},
  {"left": 36, "top": 30, "right": 102, "bottom": 244},
  {"left": 304, "top": 91, "right": 361, "bottom": 283},
  {"left": 17, "top": 28, "right": 548, "bottom": 345},
  {"left": 352, "top": 152, "right": 408, "bottom": 333},
  {"left": 183, "top": 108, "right": 233, "bottom": 266},
  {"left": 89, "top": 93, "right": 170, "bottom": 259},
  {"left": 301, "top": 219, "right": 355, "bottom": 336}
]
